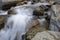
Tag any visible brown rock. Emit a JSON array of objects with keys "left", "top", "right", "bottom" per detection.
[
  {"left": 33, "top": 7, "right": 44, "bottom": 16},
  {"left": 0, "top": 15, "right": 7, "bottom": 29},
  {"left": 22, "top": 19, "right": 48, "bottom": 40},
  {"left": 16, "top": 1, "right": 28, "bottom": 6},
  {"left": 8, "top": 9, "right": 16, "bottom": 15}
]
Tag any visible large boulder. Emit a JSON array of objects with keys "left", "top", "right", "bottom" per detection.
[
  {"left": 49, "top": 5, "right": 60, "bottom": 31},
  {"left": 22, "top": 18, "right": 48, "bottom": 40},
  {"left": 31, "top": 31, "right": 60, "bottom": 40}
]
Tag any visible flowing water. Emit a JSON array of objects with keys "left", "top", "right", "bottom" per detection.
[
  {"left": 0, "top": 6, "right": 34, "bottom": 40},
  {"left": 0, "top": 2, "right": 51, "bottom": 40}
]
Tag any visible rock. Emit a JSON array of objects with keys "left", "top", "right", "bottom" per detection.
[
  {"left": 2, "top": 1, "right": 20, "bottom": 10},
  {"left": 26, "top": 19, "right": 40, "bottom": 29},
  {"left": 33, "top": 7, "right": 44, "bottom": 16},
  {"left": 22, "top": 18, "right": 48, "bottom": 40},
  {"left": 0, "top": 15, "right": 7, "bottom": 29},
  {"left": 0, "top": 15, "right": 7, "bottom": 24},
  {"left": 16, "top": 2, "right": 25, "bottom": 6},
  {"left": 31, "top": 31, "right": 60, "bottom": 40},
  {"left": 16, "top": 1, "right": 28, "bottom": 6},
  {"left": 31, "top": 0, "right": 40, "bottom": 4},
  {"left": 49, "top": 5, "right": 60, "bottom": 31},
  {"left": 8, "top": 9, "right": 16, "bottom": 15}
]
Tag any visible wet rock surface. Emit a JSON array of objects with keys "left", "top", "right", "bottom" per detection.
[
  {"left": 0, "top": 15, "right": 7, "bottom": 29},
  {"left": 22, "top": 18, "right": 48, "bottom": 40}
]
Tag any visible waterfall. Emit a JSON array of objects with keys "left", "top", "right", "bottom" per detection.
[{"left": 0, "top": 6, "right": 33, "bottom": 40}]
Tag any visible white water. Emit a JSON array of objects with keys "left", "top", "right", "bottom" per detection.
[
  {"left": 0, "top": 6, "right": 33, "bottom": 40},
  {"left": 0, "top": 2, "right": 51, "bottom": 40}
]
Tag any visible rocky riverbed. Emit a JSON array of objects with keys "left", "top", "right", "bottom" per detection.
[{"left": 0, "top": 0, "right": 60, "bottom": 40}]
